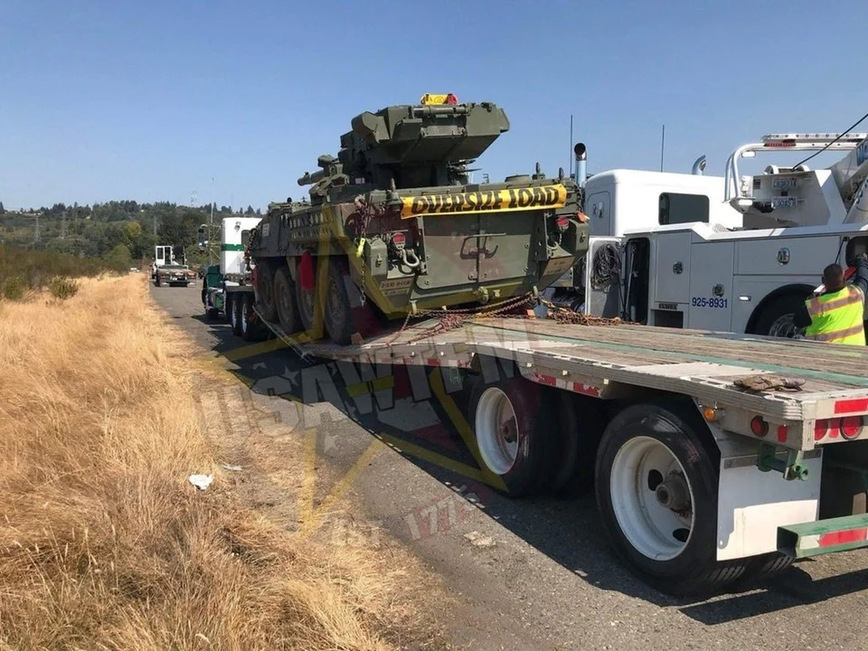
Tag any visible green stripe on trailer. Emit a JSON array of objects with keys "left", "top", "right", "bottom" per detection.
[
  {"left": 778, "top": 514, "right": 868, "bottom": 558},
  {"left": 221, "top": 244, "right": 245, "bottom": 251}
]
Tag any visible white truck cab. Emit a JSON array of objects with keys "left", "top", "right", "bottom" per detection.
[{"left": 567, "top": 132, "right": 868, "bottom": 337}]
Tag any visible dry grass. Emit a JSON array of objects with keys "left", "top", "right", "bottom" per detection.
[
  {"left": 0, "top": 276, "right": 434, "bottom": 650},
  {"left": 0, "top": 244, "right": 123, "bottom": 299}
]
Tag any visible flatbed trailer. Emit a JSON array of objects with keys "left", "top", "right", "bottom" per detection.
[{"left": 240, "top": 303, "right": 868, "bottom": 595}]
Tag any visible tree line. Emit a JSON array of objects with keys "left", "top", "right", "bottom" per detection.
[{"left": 0, "top": 201, "right": 263, "bottom": 269}]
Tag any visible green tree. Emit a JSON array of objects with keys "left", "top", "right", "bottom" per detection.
[{"left": 103, "top": 243, "right": 132, "bottom": 270}]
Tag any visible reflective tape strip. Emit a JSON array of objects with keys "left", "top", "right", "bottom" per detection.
[
  {"left": 527, "top": 372, "right": 601, "bottom": 396},
  {"left": 807, "top": 287, "right": 863, "bottom": 316},
  {"left": 806, "top": 324, "right": 865, "bottom": 342},
  {"left": 801, "top": 528, "right": 868, "bottom": 551}
]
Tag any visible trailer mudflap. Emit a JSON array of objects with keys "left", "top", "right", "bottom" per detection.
[{"left": 778, "top": 514, "right": 868, "bottom": 558}]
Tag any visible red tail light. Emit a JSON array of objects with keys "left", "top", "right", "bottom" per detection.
[
  {"left": 750, "top": 416, "right": 769, "bottom": 437},
  {"left": 840, "top": 416, "right": 863, "bottom": 439},
  {"left": 556, "top": 216, "right": 570, "bottom": 232},
  {"left": 814, "top": 419, "right": 831, "bottom": 441}
]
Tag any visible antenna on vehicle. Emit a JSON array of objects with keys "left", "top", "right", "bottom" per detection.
[
  {"left": 660, "top": 124, "right": 666, "bottom": 172},
  {"left": 569, "top": 115, "right": 574, "bottom": 179}
]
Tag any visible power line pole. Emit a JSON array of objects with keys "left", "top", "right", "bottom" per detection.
[
  {"left": 209, "top": 177, "right": 215, "bottom": 264},
  {"left": 34, "top": 213, "right": 40, "bottom": 244}
]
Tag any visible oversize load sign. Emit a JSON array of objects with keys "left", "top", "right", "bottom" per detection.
[{"left": 400, "top": 184, "right": 567, "bottom": 219}]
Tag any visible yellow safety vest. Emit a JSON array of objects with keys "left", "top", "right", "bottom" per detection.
[{"left": 804, "top": 285, "right": 866, "bottom": 345}]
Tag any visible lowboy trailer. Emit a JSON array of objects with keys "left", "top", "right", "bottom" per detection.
[{"left": 238, "top": 304, "right": 868, "bottom": 596}]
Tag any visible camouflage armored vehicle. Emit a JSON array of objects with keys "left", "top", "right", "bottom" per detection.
[{"left": 247, "top": 94, "right": 589, "bottom": 344}]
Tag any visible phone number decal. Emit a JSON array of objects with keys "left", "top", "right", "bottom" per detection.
[{"left": 691, "top": 297, "right": 728, "bottom": 308}]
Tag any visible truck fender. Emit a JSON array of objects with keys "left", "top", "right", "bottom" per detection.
[
  {"left": 745, "top": 284, "right": 813, "bottom": 334},
  {"left": 702, "top": 417, "right": 822, "bottom": 561}
]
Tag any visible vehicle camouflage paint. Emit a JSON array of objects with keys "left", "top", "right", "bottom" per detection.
[{"left": 247, "top": 94, "right": 589, "bottom": 344}]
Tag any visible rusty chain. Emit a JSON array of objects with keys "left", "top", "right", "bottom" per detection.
[
  {"left": 384, "top": 291, "right": 622, "bottom": 345},
  {"left": 537, "top": 296, "right": 622, "bottom": 326}
]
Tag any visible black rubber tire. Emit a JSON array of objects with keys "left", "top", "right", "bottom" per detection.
[
  {"left": 295, "top": 257, "right": 319, "bottom": 333},
  {"left": 255, "top": 260, "right": 278, "bottom": 322},
  {"left": 750, "top": 293, "right": 807, "bottom": 337},
  {"left": 206, "top": 307, "right": 219, "bottom": 320},
  {"left": 323, "top": 258, "right": 356, "bottom": 345},
  {"left": 594, "top": 402, "right": 746, "bottom": 596},
  {"left": 241, "top": 293, "right": 256, "bottom": 342},
  {"left": 274, "top": 266, "right": 302, "bottom": 335},
  {"left": 549, "top": 392, "right": 606, "bottom": 497},
  {"left": 467, "top": 372, "right": 555, "bottom": 497},
  {"left": 736, "top": 552, "right": 795, "bottom": 587},
  {"left": 231, "top": 294, "right": 243, "bottom": 336},
  {"left": 224, "top": 294, "right": 233, "bottom": 324}
]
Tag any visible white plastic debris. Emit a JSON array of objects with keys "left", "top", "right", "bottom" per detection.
[
  {"left": 188, "top": 474, "right": 214, "bottom": 490},
  {"left": 221, "top": 464, "right": 243, "bottom": 472}
]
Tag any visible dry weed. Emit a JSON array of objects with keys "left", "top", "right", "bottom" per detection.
[{"left": 0, "top": 276, "right": 436, "bottom": 650}]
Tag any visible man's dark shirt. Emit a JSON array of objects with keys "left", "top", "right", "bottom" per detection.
[{"left": 793, "top": 258, "right": 868, "bottom": 329}]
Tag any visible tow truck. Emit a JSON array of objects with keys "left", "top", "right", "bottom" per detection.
[{"left": 558, "top": 132, "right": 868, "bottom": 337}]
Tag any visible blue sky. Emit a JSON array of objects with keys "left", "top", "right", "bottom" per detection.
[{"left": 2, "top": 0, "right": 866, "bottom": 211}]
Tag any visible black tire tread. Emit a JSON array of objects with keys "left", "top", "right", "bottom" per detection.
[
  {"left": 466, "top": 365, "right": 555, "bottom": 497},
  {"left": 594, "top": 400, "right": 747, "bottom": 596}
]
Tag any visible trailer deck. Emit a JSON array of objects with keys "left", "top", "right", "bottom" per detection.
[{"left": 298, "top": 316, "right": 868, "bottom": 451}]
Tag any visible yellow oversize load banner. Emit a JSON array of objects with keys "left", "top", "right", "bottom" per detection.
[{"left": 400, "top": 184, "right": 568, "bottom": 219}]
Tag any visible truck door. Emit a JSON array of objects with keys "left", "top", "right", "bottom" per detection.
[
  {"left": 687, "top": 242, "right": 735, "bottom": 331},
  {"left": 421, "top": 212, "right": 536, "bottom": 290},
  {"left": 476, "top": 211, "right": 538, "bottom": 285},
  {"left": 652, "top": 232, "right": 693, "bottom": 305},
  {"left": 418, "top": 214, "right": 481, "bottom": 290}
]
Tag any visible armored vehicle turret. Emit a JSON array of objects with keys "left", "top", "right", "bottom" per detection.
[{"left": 247, "top": 94, "right": 589, "bottom": 344}]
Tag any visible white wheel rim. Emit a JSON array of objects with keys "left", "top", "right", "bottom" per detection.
[
  {"left": 768, "top": 313, "right": 804, "bottom": 338},
  {"left": 475, "top": 387, "right": 520, "bottom": 475},
  {"left": 609, "top": 436, "right": 695, "bottom": 561},
  {"left": 241, "top": 301, "right": 249, "bottom": 332}
]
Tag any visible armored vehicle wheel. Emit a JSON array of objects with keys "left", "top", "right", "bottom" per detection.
[
  {"left": 274, "top": 266, "right": 301, "bottom": 335},
  {"left": 295, "top": 255, "right": 320, "bottom": 333},
  {"left": 255, "top": 260, "right": 278, "bottom": 322},
  {"left": 595, "top": 402, "right": 746, "bottom": 595},
  {"left": 467, "top": 374, "right": 554, "bottom": 497},
  {"left": 224, "top": 295, "right": 233, "bottom": 324},
  {"left": 323, "top": 258, "right": 359, "bottom": 345}
]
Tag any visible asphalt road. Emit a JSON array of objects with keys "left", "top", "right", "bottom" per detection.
[{"left": 154, "top": 281, "right": 868, "bottom": 651}]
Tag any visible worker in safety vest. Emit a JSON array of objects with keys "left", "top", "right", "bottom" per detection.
[{"left": 793, "top": 254, "right": 868, "bottom": 345}]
